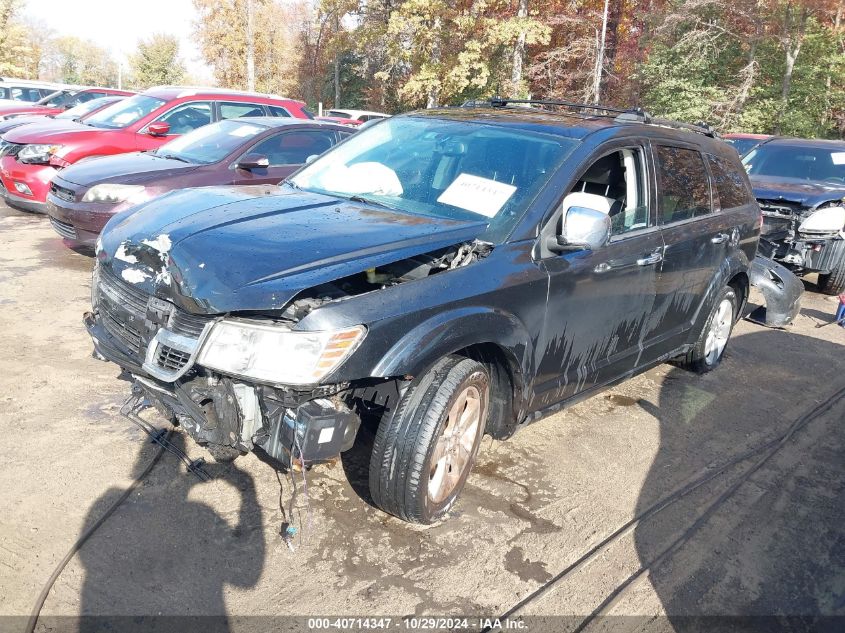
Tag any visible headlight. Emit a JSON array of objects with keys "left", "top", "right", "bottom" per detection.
[
  {"left": 18, "top": 143, "right": 63, "bottom": 164},
  {"left": 798, "top": 206, "right": 845, "bottom": 237},
  {"left": 83, "top": 183, "right": 146, "bottom": 204},
  {"left": 197, "top": 320, "right": 366, "bottom": 385}
]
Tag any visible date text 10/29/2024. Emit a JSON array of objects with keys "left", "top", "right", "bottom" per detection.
[{"left": 307, "top": 617, "right": 528, "bottom": 630}]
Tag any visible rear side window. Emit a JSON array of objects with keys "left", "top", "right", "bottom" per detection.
[
  {"left": 655, "top": 146, "right": 712, "bottom": 223},
  {"left": 220, "top": 101, "right": 266, "bottom": 119},
  {"left": 248, "top": 130, "right": 337, "bottom": 166},
  {"left": 708, "top": 154, "right": 754, "bottom": 209},
  {"left": 268, "top": 105, "right": 291, "bottom": 118}
]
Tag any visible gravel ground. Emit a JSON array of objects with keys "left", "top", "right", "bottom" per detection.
[{"left": 0, "top": 202, "right": 843, "bottom": 632}]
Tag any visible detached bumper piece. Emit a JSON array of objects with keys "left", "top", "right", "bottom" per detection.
[{"left": 748, "top": 255, "right": 804, "bottom": 328}]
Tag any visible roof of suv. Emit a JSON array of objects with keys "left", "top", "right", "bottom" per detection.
[
  {"left": 142, "top": 86, "right": 305, "bottom": 104},
  {"left": 416, "top": 105, "right": 725, "bottom": 150},
  {"left": 225, "top": 116, "right": 350, "bottom": 129}
]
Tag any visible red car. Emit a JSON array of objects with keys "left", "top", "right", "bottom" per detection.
[
  {"left": 47, "top": 118, "right": 351, "bottom": 247},
  {"left": 0, "top": 87, "right": 311, "bottom": 213},
  {"left": 0, "top": 87, "right": 134, "bottom": 121},
  {"left": 0, "top": 95, "right": 127, "bottom": 136}
]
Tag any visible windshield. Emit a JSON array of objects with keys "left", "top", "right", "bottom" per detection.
[
  {"left": 290, "top": 116, "right": 576, "bottom": 242},
  {"left": 84, "top": 94, "right": 166, "bottom": 129},
  {"left": 55, "top": 97, "right": 119, "bottom": 120},
  {"left": 744, "top": 144, "right": 845, "bottom": 184},
  {"left": 155, "top": 119, "right": 267, "bottom": 164}
]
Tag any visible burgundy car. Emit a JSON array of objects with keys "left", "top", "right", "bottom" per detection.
[{"left": 47, "top": 117, "right": 352, "bottom": 247}]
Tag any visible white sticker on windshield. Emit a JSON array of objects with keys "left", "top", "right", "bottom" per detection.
[
  {"left": 832, "top": 152, "right": 845, "bottom": 165},
  {"left": 230, "top": 124, "right": 261, "bottom": 138},
  {"left": 437, "top": 173, "right": 517, "bottom": 218}
]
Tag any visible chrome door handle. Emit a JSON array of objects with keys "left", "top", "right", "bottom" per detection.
[
  {"left": 711, "top": 233, "right": 729, "bottom": 244},
  {"left": 637, "top": 251, "right": 663, "bottom": 266}
]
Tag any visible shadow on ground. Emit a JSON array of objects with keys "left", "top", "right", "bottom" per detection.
[{"left": 633, "top": 328, "right": 845, "bottom": 628}]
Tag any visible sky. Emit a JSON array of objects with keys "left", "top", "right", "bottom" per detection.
[{"left": 23, "top": 0, "right": 215, "bottom": 84}]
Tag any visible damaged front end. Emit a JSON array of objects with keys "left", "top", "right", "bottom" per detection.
[
  {"left": 759, "top": 200, "right": 845, "bottom": 275},
  {"left": 85, "top": 238, "right": 490, "bottom": 467}
]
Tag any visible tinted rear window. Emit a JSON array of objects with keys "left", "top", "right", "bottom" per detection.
[
  {"left": 708, "top": 154, "right": 754, "bottom": 209},
  {"left": 655, "top": 146, "right": 712, "bottom": 223}
]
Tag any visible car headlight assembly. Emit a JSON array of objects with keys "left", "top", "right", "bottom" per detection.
[
  {"left": 798, "top": 206, "right": 845, "bottom": 238},
  {"left": 82, "top": 183, "right": 146, "bottom": 204},
  {"left": 18, "top": 143, "right": 63, "bottom": 164},
  {"left": 197, "top": 320, "right": 366, "bottom": 386}
]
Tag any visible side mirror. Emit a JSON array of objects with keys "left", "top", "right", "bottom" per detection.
[
  {"left": 236, "top": 153, "right": 270, "bottom": 171},
  {"left": 147, "top": 122, "right": 170, "bottom": 137},
  {"left": 547, "top": 206, "right": 611, "bottom": 254}
]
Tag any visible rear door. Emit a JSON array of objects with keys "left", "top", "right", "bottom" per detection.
[
  {"left": 652, "top": 143, "right": 738, "bottom": 354},
  {"left": 232, "top": 128, "right": 340, "bottom": 184}
]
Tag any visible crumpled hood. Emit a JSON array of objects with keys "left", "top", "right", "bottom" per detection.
[
  {"left": 3, "top": 119, "right": 96, "bottom": 143},
  {"left": 59, "top": 151, "right": 197, "bottom": 187},
  {"left": 98, "top": 186, "right": 488, "bottom": 314},
  {"left": 751, "top": 175, "right": 845, "bottom": 209}
]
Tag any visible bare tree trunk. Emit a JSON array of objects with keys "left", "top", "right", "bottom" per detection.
[
  {"left": 333, "top": 12, "right": 341, "bottom": 107},
  {"left": 246, "top": 0, "right": 255, "bottom": 91},
  {"left": 427, "top": 16, "right": 442, "bottom": 108},
  {"left": 510, "top": 0, "right": 529, "bottom": 97},
  {"left": 591, "top": 0, "right": 610, "bottom": 103},
  {"left": 775, "top": 5, "right": 808, "bottom": 135}
]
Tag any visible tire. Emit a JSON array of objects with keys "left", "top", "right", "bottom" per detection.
[
  {"left": 369, "top": 356, "right": 490, "bottom": 523},
  {"left": 680, "top": 286, "right": 738, "bottom": 374},
  {"left": 818, "top": 260, "right": 845, "bottom": 295}
]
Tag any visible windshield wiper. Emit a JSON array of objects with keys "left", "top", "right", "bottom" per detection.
[
  {"left": 346, "top": 194, "right": 398, "bottom": 210},
  {"left": 281, "top": 179, "right": 300, "bottom": 190},
  {"left": 156, "top": 152, "right": 192, "bottom": 164}
]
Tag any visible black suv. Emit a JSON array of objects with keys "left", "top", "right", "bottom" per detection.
[
  {"left": 85, "top": 101, "right": 760, "bottom": 524},
  {"left": 744, "top": 137, "right": 845, "bottom": 294}
]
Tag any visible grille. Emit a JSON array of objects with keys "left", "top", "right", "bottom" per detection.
[
  {"left": 95, "top": 265, "right": 212, "bottom": 376},
  {"left": 156, "top": 345, "right": 192, "bottom": 371},
  {"left": 0, "top": 141, "right": 23, "bottom": 158},
  {"left": 49, "top": 217, "right": 77, "bottom": 240},
  {"left": 49, "top": 182, "right": 76, "bottom": 203}
]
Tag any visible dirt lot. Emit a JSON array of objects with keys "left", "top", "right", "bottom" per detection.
[{"left": 0, "top": 202, "right": 843, "bottom": 631}]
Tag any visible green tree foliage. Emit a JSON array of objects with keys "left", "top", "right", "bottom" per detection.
[
  {"left": 129, "top": 34, "right": 186, "bottom": 89},
  {"left": 41, "top": 36, "right": 118, "bottom": 86}
]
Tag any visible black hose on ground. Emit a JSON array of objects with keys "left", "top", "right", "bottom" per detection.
[{"left": 24, "top": 429, "right": 173, "bottom": 633}]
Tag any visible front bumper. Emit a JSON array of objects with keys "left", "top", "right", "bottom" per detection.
[
  {"left": 46, "top": 176, "right": 127, "bottom": 246},
  {"left": 747, "top": 255, "right": 803, "bottom": 328},
  {"left": 0, "top": 155, "right": 54, "bottom": 213},
  {"left": 85, "top": 307, "right": 361, "bottom": 466}
]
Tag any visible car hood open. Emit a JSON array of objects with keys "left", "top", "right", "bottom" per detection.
[
  {"left": 98, "top": 185, "right": 488, "bottom": 314},
  {"left": 59, "top": 151, "right": 198, "bottom": 187},
  {"left": 751, "top": 175, "right": 845, "bottom": 209}
]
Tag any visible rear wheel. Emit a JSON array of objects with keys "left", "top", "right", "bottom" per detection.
[
  {"left": 680, "top": 286, "right": 737, "bottom": 374},
  {"left": 818, "top": 258, "right": 845, "bottom": 295},
  {"left": 369, "top": 356, "right": 489, "bottom": 523}
]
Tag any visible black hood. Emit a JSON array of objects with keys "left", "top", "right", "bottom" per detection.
[
  {"left": 98, "top": 185, "right": 488, "bottom": 314},
  {"left": 59, "top": 151, "right": 198, "bottom": 187},
  {"left": 750, "top": 175, "right": 845, "bottom": 209}
]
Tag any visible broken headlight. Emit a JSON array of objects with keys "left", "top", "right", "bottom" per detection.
[
  {"left": 18, "top": 143, "right": 63, "bottom": 164},
  {"left": 197, "top": 319, "right": 366, "bottom": 386}
]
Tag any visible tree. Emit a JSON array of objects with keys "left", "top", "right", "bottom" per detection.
[
  {"left": 41, "top": 36, "right": 118, "bottom": 86},
  {"left": 0, "top": 0, "right": 44, "bottom": 78},
  {"left": 129, "top": 34, "right": 186, "bottom": 88}
]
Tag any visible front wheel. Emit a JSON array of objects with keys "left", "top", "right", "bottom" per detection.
[
  {"left": 369, "top": 356, "right": 489, "bottom": 523},
  {"left": 680, "top": 286, "right": 738, "bottom": 374}
]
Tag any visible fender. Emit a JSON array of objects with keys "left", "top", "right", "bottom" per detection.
[
  {"left": 686, "top": 249, "right": 751, "bottom": 344},
  {"left": 370, "top": 306, "right": 532, "bottom": 392}
]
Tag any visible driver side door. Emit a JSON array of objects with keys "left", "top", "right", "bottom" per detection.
[{"left": 531, "top": 143, "right": 666, "bottom": 411}]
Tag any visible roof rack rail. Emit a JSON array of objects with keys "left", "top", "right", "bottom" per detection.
[{"left": 479, "top": 97, "right": 719, "bottom": 138}]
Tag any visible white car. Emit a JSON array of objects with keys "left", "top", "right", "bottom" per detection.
[{"left": 324, "top": 109, "right": 390, "bottom": 123}]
